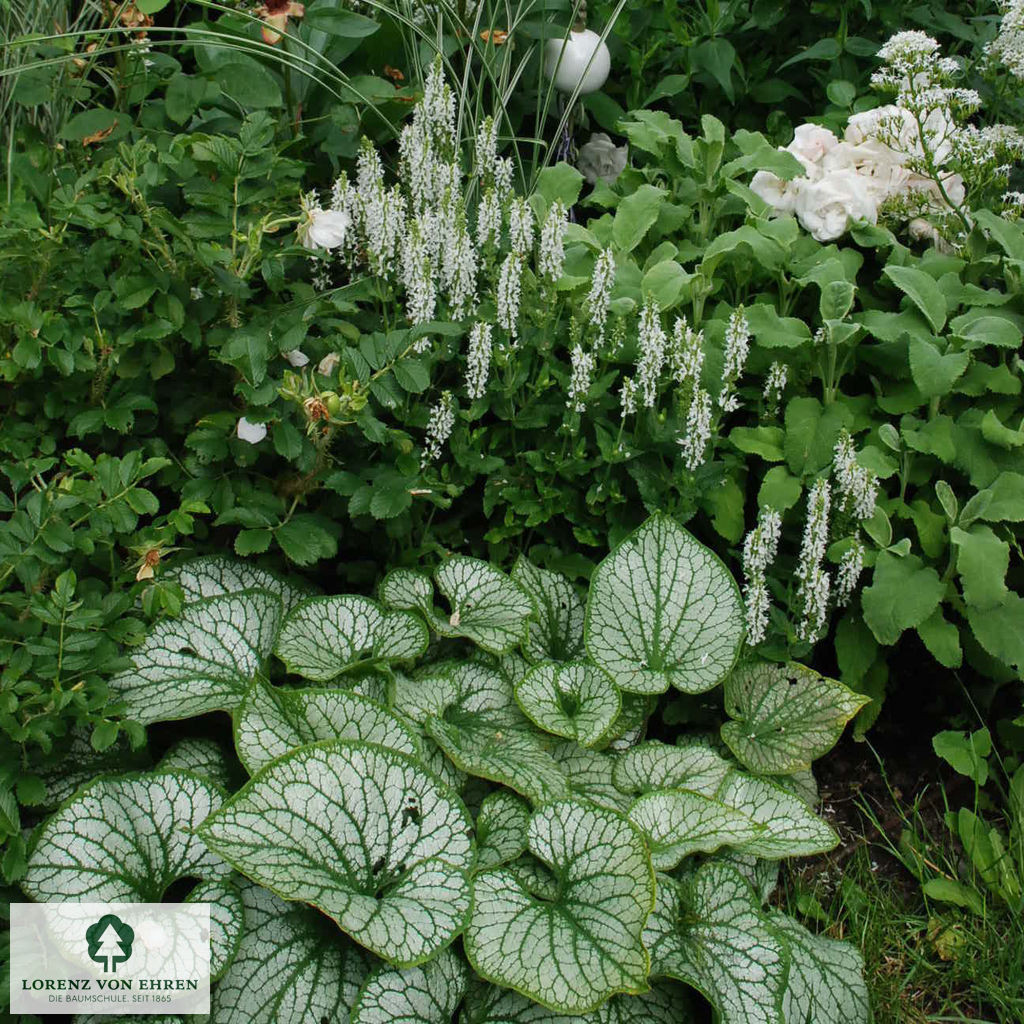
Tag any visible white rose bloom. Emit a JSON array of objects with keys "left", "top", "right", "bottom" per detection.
[
  {"left": 794, "top": 169, "right": 878, "bottom": 241},
  {"left": 299, "top": 207, "right": 350, "bottom": 251},
  {"left": 283, "top": 349, "right": 309, "bottom": 367},
  {"left": 785, "top": 123, "right": 840, "bottom": 177},
  {"left": 236, "top": 416, "right": 268, "bottom": 444},
  {"left": 845, "top": 105, "right": 954, "bottom": 167},
  {"left": 751, "top": 169, "right": 800, "bottom": 213}
]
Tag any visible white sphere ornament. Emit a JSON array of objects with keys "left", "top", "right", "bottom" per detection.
[{"left": 544, "top": 29, "right": 610, "bottom": 95}]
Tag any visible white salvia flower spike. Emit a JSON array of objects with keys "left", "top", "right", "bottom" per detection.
[
  {"left": 423, "top": 391, "right": 456, "bottom": 464},
  {"left": 566, "top": 345, "right": 596, "bottom": 412},
  {"left": 636, "top": 296, "right": 667, "bottom": 408},
  {"left": 677, "top": 387, "right": 713, "bottom": 470},
  {"left": 742, "top": 508, "right": 783, "bottom": 645},
  {"left": 465, "top": 322, "right": 493, "bottom": 401}
]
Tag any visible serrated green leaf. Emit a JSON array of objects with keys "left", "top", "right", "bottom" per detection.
[
  {"left": 275, "top": 595, "right": 427, "bottom": 681},
  {"left": 721, "top": 662, "right": 867, "bottom": 774},
  {"left": 645, "top": 864, "right": 788, "bottom": 1024},
  {"left": 908, "top": 337, "right": 969, "bottom": 398},
  {"left": 200, "top": 740, "right": 474, "bottom": 966},
  {"left": 23, "top": 772, "right": 230, "bottom": 901},
  {"left": 951, "top": 525, "right": 1010, "bottom": 609},
  {"left": 883, "top": 264, "right": 946, "bottom": 333},
  {"left": 716, "top": 771, "right": 837, "bottom": 858},
  {"left": 514, "top": 661, "right": 620, "bottom": 746},
  {"left": 156, "top": 736, "right": 235, "bottom": 792},
  {"left": 234, "top": 676, "right": 420, "bottom": 774},
  {"left": 612, "top": 738, "right": 734, "bottom": 798},
  {"left": 861, "top": 551, "right": 945, "bottom": 645},
  {"left": 111, "top": 590, "right": 283, "bottom": 723},
  {"left": 613, "top": 185, "right": 667, "bottom": 252},
  {"left": 585, "top": 515, "right": 744, "bottom": 694},
  {"left": 211, "top": 882, "right": 370, "bottom": 1023},
  {"left": 170, "top": 556, "right": 311, "bottom": 615},
  {"left": 511, "top": 558, "right": 586, "bottom": 662},
  {"left": 628, "top": 790, "right": 764, "bottom": 869},
  {"left": 770, "top": 911, "right": 869, "bottom": 1024},
  {"left": 465, "top": 800, "right": 655, "bottom": 1013},
  {"left": 352, "top": 946, "right": 468, "bottom": 1024}
]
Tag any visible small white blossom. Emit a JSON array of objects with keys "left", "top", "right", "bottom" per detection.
[
  {"left": 669, "top": 316, "right": 704, "bottom": 386},
  {"left": 796, "top": 478, "right": 832, "bottom": 643},
  {"left": 190, "top": 286, "right": 203, "bottom": 300},
  {"left": 763, "top": 361, "right": 788, "bottom": 407},
  {"left": 236, "top": 416, "right": 267, "bottom": 444},
  {"left": 833, "top": 430, "right": 879, "bottom": 520},
  {"left": 465, "top": 322, "right": 493, "bottom": 400},
  {"left": 799, "top": 564, "right": 832, "bottom": 644},
  {"left": 566, "top": 345, "right": 595, "bottom": 412},
  {"left": 677, "top": 387, "right": 713, "bottom": 470},
  {"left": 538, "top": 201, "right": 569, "bottom": 283},
  {"left": 836, "top": 537, "right": 866, "bottom": 606},
  {"left": 422, "top": 390, "right": 456, "bottom": 464},
  {"left": 401, "top": 225, "right": 436, "bottom": 325},
  {"left": 718, "top": 305, "right": 751, "bottom": 410},
  {"left": 636, "top": 296, "right": 667, "bottom": 408},
  {"left": 441, "top": 213, "right": 478, "bottom": 320},
  {"left": 475, "top": 116, "right": 499, "bottom": 180},
  {"left": 742, "top": 508, "right": 783, "bottom": 645},
  {"left": 620, "top": 376, "right": 637, "bottom": 418},
  {"left": 497, "top": 254, "right": 523, "bottom": 337},
  {"left": 477, "top": 189, "right": 503, "bottom": 249},
  {"left": 299, "top": 204, "right": 350, "bottom": 251},
  {"left": 586, "top": 248, "right": 616, "bottom": 340},
  {"left": 508, "top": 198, "right": 535, "bottom": 255}
]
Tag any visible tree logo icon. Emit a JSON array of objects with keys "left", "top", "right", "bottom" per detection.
[{"left": 86, "top": 914, "right": 135, "bottom": 973}]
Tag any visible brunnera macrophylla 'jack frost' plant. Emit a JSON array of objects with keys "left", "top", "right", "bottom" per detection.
[{"left": 24, "top": 516, "right": 869, "bottom": 1023}]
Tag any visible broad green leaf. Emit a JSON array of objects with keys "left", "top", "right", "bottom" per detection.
[
  {"left": 200, "top": 740, "right": 474, "bottom": 966},
  {"left": 932, "top": 729, "right": 992, "bottom": 786},
  {"left": 23, "top": 772, "right": 229, "bottom": 901},
  {"left": 613, "top": 185, "right": 667, "bottom": 252},
  {"left": 921, "top": 877, "right": 985, "bottom": 914},
  {"left": 111, "top": 590, "right": 283, "bottom": 723},
  {"left": 512, "top": 558, "right": 586, "bottom": 662},
  {"left": 170, "top": 556, "right": 311, "bottom": 615},
  {"left": 551, "top": 742, "right": 631, "bottom": 813},
  {"left": 395, "top": 661, "right": 569, "bottom": 805},
  {"left": 460, "top": 977, "right": 695, "bottom": 1021},
  {"left": 908, "top": 338, "right": 969, "bottom": 399},
  {"left": 156, "top": 736, "right": 235, "bottom": 792},
  {"left": 951, "top": 525, "right": 1009, "bottom": 609},
  {"left": 476, "top": 790, "right": 530, "bottom": 871},
  {"left": 585, "top": 515, "right": 744, "bottom": 694},
  {"left": 883, "top": 264, "right": 946, "bottom": 332},
  {"left": 861, "top": 552, "right": 945, "bottom": 645},
  {"left": 645, "top": 864, "right": 788, "bottom": 1024},
  {"left": 514, "top": 661, "right": 620, "bottom": 746},
  {"left": 770, "top": 911, "right": 869, "bottom": 1024},
  {"left": 967, "top": 594, "right": 1024, "bottom": 670},
  {"left": 275, "top": 595, "right": 427, "bottom": 681},
  {"left": 234, "top": 677, "right": 420, "bottom": 774},
  {"left": 612, "top": 738, "right": 734, "bottom": 798},
  {"left": 628, "top": 790, "right": 764, "bottom": 869},
  {"left": 721, "top": 662, "right": 867, "bottom": 774},
  {"left": 465, "top": 800, "right": 655, "bottom": 1013},
  {"left": 211, "top": 882, "right": 370, "bottom": 1023},
  {"left": 716, "top": 771, "right": 837, "bottom": 858},
  {"left": 352, "top": 947, "right": 468, "bottom": 1024}
]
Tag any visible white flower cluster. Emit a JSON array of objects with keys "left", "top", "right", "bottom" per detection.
[
  {"left": 833, "top": 430, "right": 878, "bottom": 521},
  {"left": 763, "top": 361, "right": 788, "bottom": 408},
  {"left": 567, "top": 345, "right": 596, "bottom": 412},
  {"left": 795, "top": 479, "right": 832, "bottom": 643},
  {"left": 742, "top": 509, "right": 782, "bottom": 645},
  {"left": 586, "top": 248, "right": 616, "bottom": 341},
  {"left": 465, "top": 322, "right": 493, "bottom": 400},
  {"left": 669, "top": 316, "right": 704, "bottom": 386},
  {"left": 987, "top": 0, "right": 1024, "bottom": 80},
  {"left": 718, "top": 306, "right": 750, "bottom": 411},
  {"left": 836, "top": 538, "right": 866, "bottom": 607},
  {"left": 422, "top": 391, "right": 456, "bottom": 464},
  {"left": 677, "top": 387, "right": 713, "bottom": 470},
  {"left": 636, "top": 296, "right": 667, "bottom": 408}
]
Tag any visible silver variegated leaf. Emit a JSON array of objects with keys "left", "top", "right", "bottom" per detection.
[
  {"left": 585, "top": 515, "right": 744, "bottom": 694},
  {"left": 351, "top": 947, "right": 468, "bottom": 1024},
  {"left": 211, "top": 882, "right": 370, "bottom": 1023},
  {"left": 628, "top": 790, "right": 765, "bottom": 870},
  {"left": 721, "top": 662, "right": 868, "bottom": 775},
  {"left": 275, "top": 595, "right": 427, "bottom": 682},
  {"left": 233, "top": 676, "right": 420, "bottom": 774},
  {"left": 476, "top": 789, "right": 530, "bottom": 871},
  {"left": 716, "top": 771, "right": 837, "bottom": 859},
  {"left": 380, "top": 568, "right": 434, "bottom": 611},
  {"left": 512, "top": 558, "right": 586, "bottom": 662},
  {"left": 187, "top": 877, "right": 244, "bottom": 979},
  {"left": 514, "top": 661, "right": 620, "bottom": 746},
  {"left": 170, "top": 556, "right": 312, "bottom": 615},
  {"left": 551, "top": 741, "right": 631, "bottom": 813},
  {"left": 769, "top": 911, "right": 869, "bottom": 1024},
  {"left": 721, "top": 851, "right": 781, "bottom": 905},
  {"left": 645, "top": 864, "right": 789, "bottom": 1024},
  {"left": 157, "top": 737, "right": 235, "bottom": 792},
  {"left": 23, "top": 771, "right": 229, "bottom": 901},
  {"left": 602, "top": 694, "right": 651, "bottom": 752},
  {"left": 111, "top": 590, "right": 283, "bottom": 724},
  {"left": 465, "top": 799, "right": 654, "bottom": 1013},
  {"left": 199, "top": 740, "right": 474, "bottom": 966},
  {"left": 612, "top": 738, "right": 734, "bottom": 798},
  {"left": 38, "top": 728, "right": 145, "bottom": 807}
]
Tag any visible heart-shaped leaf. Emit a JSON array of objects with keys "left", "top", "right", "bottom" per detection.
[
  {"left": 380, "top": 568, "right": 434, "bottom": 611},
  {"left": 23, "top": 771, "right": 230, "bottom": 901},
  {"left": 908, "top": 337, "right": 969, "bottom": 398},
  {"left": 200, "top": 740, "right": 474, "bottom": 966},
  {"left": 234, "top": 676, "right": 420, "bottom": 773},
  {"left": 211, "top": 883, "right": 370, "bottom": 1023},
  {"left": 721, "top": 662, "right": 868, "bottom": 774},
  {"left": 171, "top": 556, "right": 311, "bottom": 615},
  {"left": 111, "top": 590, "right": 283, "bottom": 723},
  {"left": 476, "top": 790, "right": 530, "bottom": 871},
  {"left": 716, "top": 771, "right": 837, "bottom": 858},
  {"left": 628, "top": 790, "right": 765, "bottom": 870},
  {"left": 465, "top": 799, "right": 654, "bottom": 1013},
  {"left": 585, "top": 515, "right": 744, "bottom": 694},
  {"left": 612, "top": 738, "right": 734, "bottom": 798},
  {"left": 275, "top": 595, "right": 427, "bottom": 682},
  {"left": 156, "top": 736, "right": 235, "bottom": 792},
  {"left": 512, "top": 558, "right": 586, "bottom": 662},
  {"left": 550, "top": 742, "right": 632, "bottom": 813},
  {"left": 645, "top": 863, "right": 788, "bottom": 1024},
  {"left": 514, "top": 661, "right": 620, "bottom": 746},
  {"left": 769, "top": 911, "right": 869, "bottom": 1024},
  {"left": 352, "top": 947, "right": 468, "bottom": 1024}
]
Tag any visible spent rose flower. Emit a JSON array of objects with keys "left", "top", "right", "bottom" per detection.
[
  {"left": 236, "top": 417, "right": 268, "bottom": 444},
  {"left": 794, "top": 169, "right": 878, "bottom": 241},
  {"left": 283, "top": 349, "right": 309, "bottom": 367},
  {"left": 298, "top": 207, "right": 350, "bottom": 251},
  {"left": 576, "top": 133, "right": 628, "bottom": 185}
]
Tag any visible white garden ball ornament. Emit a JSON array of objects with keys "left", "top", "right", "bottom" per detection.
[{"left": 544, "top": 29, "right": 610, "bottom": 95}]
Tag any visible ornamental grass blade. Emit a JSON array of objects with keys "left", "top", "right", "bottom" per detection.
[
  {"left": 511, "top": 558, "right": 586, "bottom": 662},
  {"left": 514, "top": 661, "right": 620, "bottom": 746},
  {"left": 465, "top": 799, "right": 655, "bottom": 1014},
  {"left": 275, "top": 595, "right": 427, "bottom": 682},
  {"left": 234, "top": 676, "right": 420, "bottom": 773},
  {"left": 612, "top": 738, "right": 734, "bottom": 798},
  {"left": 351, "top": 947, "right": 468, "bottom": 1024},
  {"left": 211, "top": 882, "right": 370, "bottom": 1024},
  {"left": 585, "top": 515, "right": 744, "bottom": 694},
  {"left": 111, "top": 590, "right": 283, "bottom": 724},
  {"left": 199, "top": 740, "right": 474, "bottom": 966},
  {"left": 721, "top": 662, "right": 868, "bottom": 774},
  {"left": 628, "top": 790, "right": 765, "bottom": 870},
  {"left": 645, "top": 864, "right": 788, "bottom": 1024},
  {"left": 23, "top": 772, "right": 230, "bottom": 902}
]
